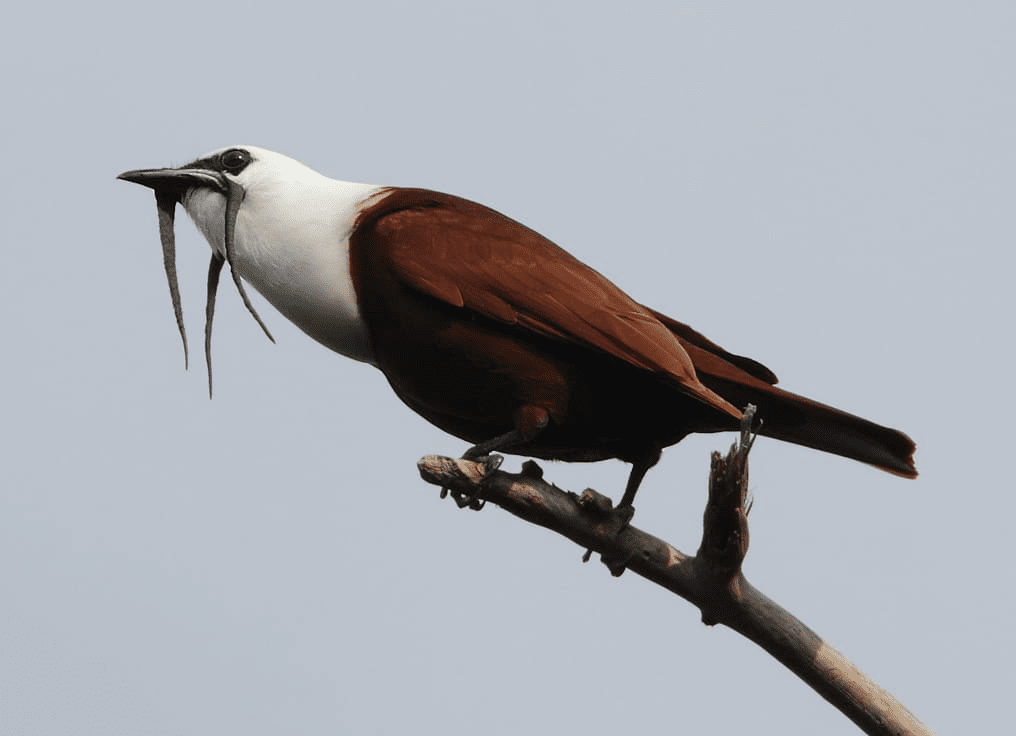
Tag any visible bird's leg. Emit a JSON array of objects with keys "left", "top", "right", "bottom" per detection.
[
  {"left": 615, "top": 450, "right": 660, "bottom": 517},
  {"left": 607, "top": 447, "right": 662, "bottom": 528},
  {"left": 590, "top": 448, "right": 662, "bottom": 574},
  {"left": 443, "top": 431, "right": 517, "bottom": 510},
  {"left": 444, "top": 406, "right": 549, "bottom": 510},
  {"left": 462, "top": 430, "right": 523, "bottom": 460}
]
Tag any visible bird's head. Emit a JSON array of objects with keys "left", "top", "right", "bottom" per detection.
[
  {"left": 118, "top": 146, "right": 381, "bottom": 395},
  {"left": 118, "top": 146, "right": 322, "bottom": 245}
]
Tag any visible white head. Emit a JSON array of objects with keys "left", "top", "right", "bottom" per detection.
[
  {"left": 118, "top": 146, "right": 386, "bottom": 392},
  {"left": 150, "top": 146, "right": 338, "bottom": 254}
]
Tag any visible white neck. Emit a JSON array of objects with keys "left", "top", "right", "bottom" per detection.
[{"left": 182, "top": 172, "right": 385, "bottom": 365}]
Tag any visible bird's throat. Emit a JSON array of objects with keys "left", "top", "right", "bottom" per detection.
[{"left": 182, "top": 182, "right": 383, "bottom": 365}]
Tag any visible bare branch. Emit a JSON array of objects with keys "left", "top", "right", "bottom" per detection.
[{"left": 417, "top": 411, "right": 935, "bottom": 736}]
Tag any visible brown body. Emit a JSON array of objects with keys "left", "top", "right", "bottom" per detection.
[{"left": 349, "top": 188, "right": 917, "bottom": 482}]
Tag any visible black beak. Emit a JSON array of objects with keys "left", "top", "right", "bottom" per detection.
[{"left": 117, "top": 167, "right": 226, "bottom": 198}]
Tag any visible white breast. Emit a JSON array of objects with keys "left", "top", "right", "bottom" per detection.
[{"left": 182, "top": 174, "right": 386, "bottom": 365}]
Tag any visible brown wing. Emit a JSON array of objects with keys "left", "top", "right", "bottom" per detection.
[
  {"left": 647, "top": 309, "right": 780, "bottom": 385},
  {"left": 359, "top": 188, "right": 742, "bottom": 420}
]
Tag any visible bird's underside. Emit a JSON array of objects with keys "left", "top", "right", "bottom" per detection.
[{"left": 363, "top": 282, "right": 733, "bottom": 464}]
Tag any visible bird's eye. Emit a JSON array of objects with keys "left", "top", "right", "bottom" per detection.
[{"left": 219, "top": 148, "right": 251, "bottom": 175}]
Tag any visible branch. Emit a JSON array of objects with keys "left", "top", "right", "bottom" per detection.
[{"left": 417, "top": 410, "right": 935, "bottom": 736}]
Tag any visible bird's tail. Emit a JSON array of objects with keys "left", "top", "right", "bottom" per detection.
[
  {"left": 704, "top": 373, "right": 917, "bottom": 478},
  {"left": 652, "top": 310, "right": 917, "bottom": 478}
]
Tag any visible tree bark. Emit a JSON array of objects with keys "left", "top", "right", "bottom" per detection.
[{"left": 416, "top": 410, "right": 935, "bottom": 736}]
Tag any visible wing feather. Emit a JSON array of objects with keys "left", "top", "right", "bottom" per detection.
[{"left": 366, "top": 190, "right": 742, "bottom": 419}]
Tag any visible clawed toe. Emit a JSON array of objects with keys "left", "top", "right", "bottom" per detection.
[
  {"left": 576, "top": 490, "right": 637, "bottom": 574},
  {"left": 441, "top": 453, "right": 504, "bottom": 510}
]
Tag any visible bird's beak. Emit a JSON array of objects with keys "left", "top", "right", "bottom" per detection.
[{"left": 117, "top": 166, "right": 226, "bottom": 199}]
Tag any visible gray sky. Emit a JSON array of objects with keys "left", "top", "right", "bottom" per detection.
[{"left": 3, "top": 2, "right": 1013, "bottom": 733}]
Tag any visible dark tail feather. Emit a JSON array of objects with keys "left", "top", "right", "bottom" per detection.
[
  {"left": 704, "top": 374, "right": 917, "bottom": 478},
  {"left": 664, "top": 323, "right": 918, "bottom": 478}
]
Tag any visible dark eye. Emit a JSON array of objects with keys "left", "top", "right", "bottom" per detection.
[{"left": 219, "top": 148, "right": 251, "bottom": 175}]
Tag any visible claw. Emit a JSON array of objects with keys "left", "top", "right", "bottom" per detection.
[
  {"left": 443, "top": 453, "right": 503, "bottom": 511},
  {"left": 576, "top": 488, "right": 636, "bottom": 572},
  {"left": 451, "top": 490, "right": 486, "bottom": 511}
]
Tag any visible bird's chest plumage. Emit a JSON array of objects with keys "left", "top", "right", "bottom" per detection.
[{"left": 184, "top": 182, "right": 384, "bottom": 364}]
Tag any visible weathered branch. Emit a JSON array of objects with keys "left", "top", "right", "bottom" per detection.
[{"left": 417, "top": 411, "right": 934, "bottom": 736}]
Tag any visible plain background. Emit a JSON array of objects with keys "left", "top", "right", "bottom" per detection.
[{"left": 3, "top": 2, "right": 1013, "bottom": 733}]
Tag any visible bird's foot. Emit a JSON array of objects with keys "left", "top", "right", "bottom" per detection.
[
  {"left": 611, "top": 502, "right": 636, "bottom": 529},
  {"left": 439, "top": 453, "right": 504, "bottom": 510},
  {"left": 600, "top": 502, "right": 637, "bottom": 575},
  {"left": 577, "top": 490, "right": 637, "bottom": 575},
  {"left": 577, "top": 489, "right": 636, "bottom": 529}
]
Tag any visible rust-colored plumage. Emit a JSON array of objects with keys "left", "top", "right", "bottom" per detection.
[{"left": 349, "top": 189, "right": 916, "bottom": 506}]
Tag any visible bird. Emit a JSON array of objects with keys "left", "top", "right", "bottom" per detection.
[{"left": 118, "top": 145, "right": 917, "bottom": 512}]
